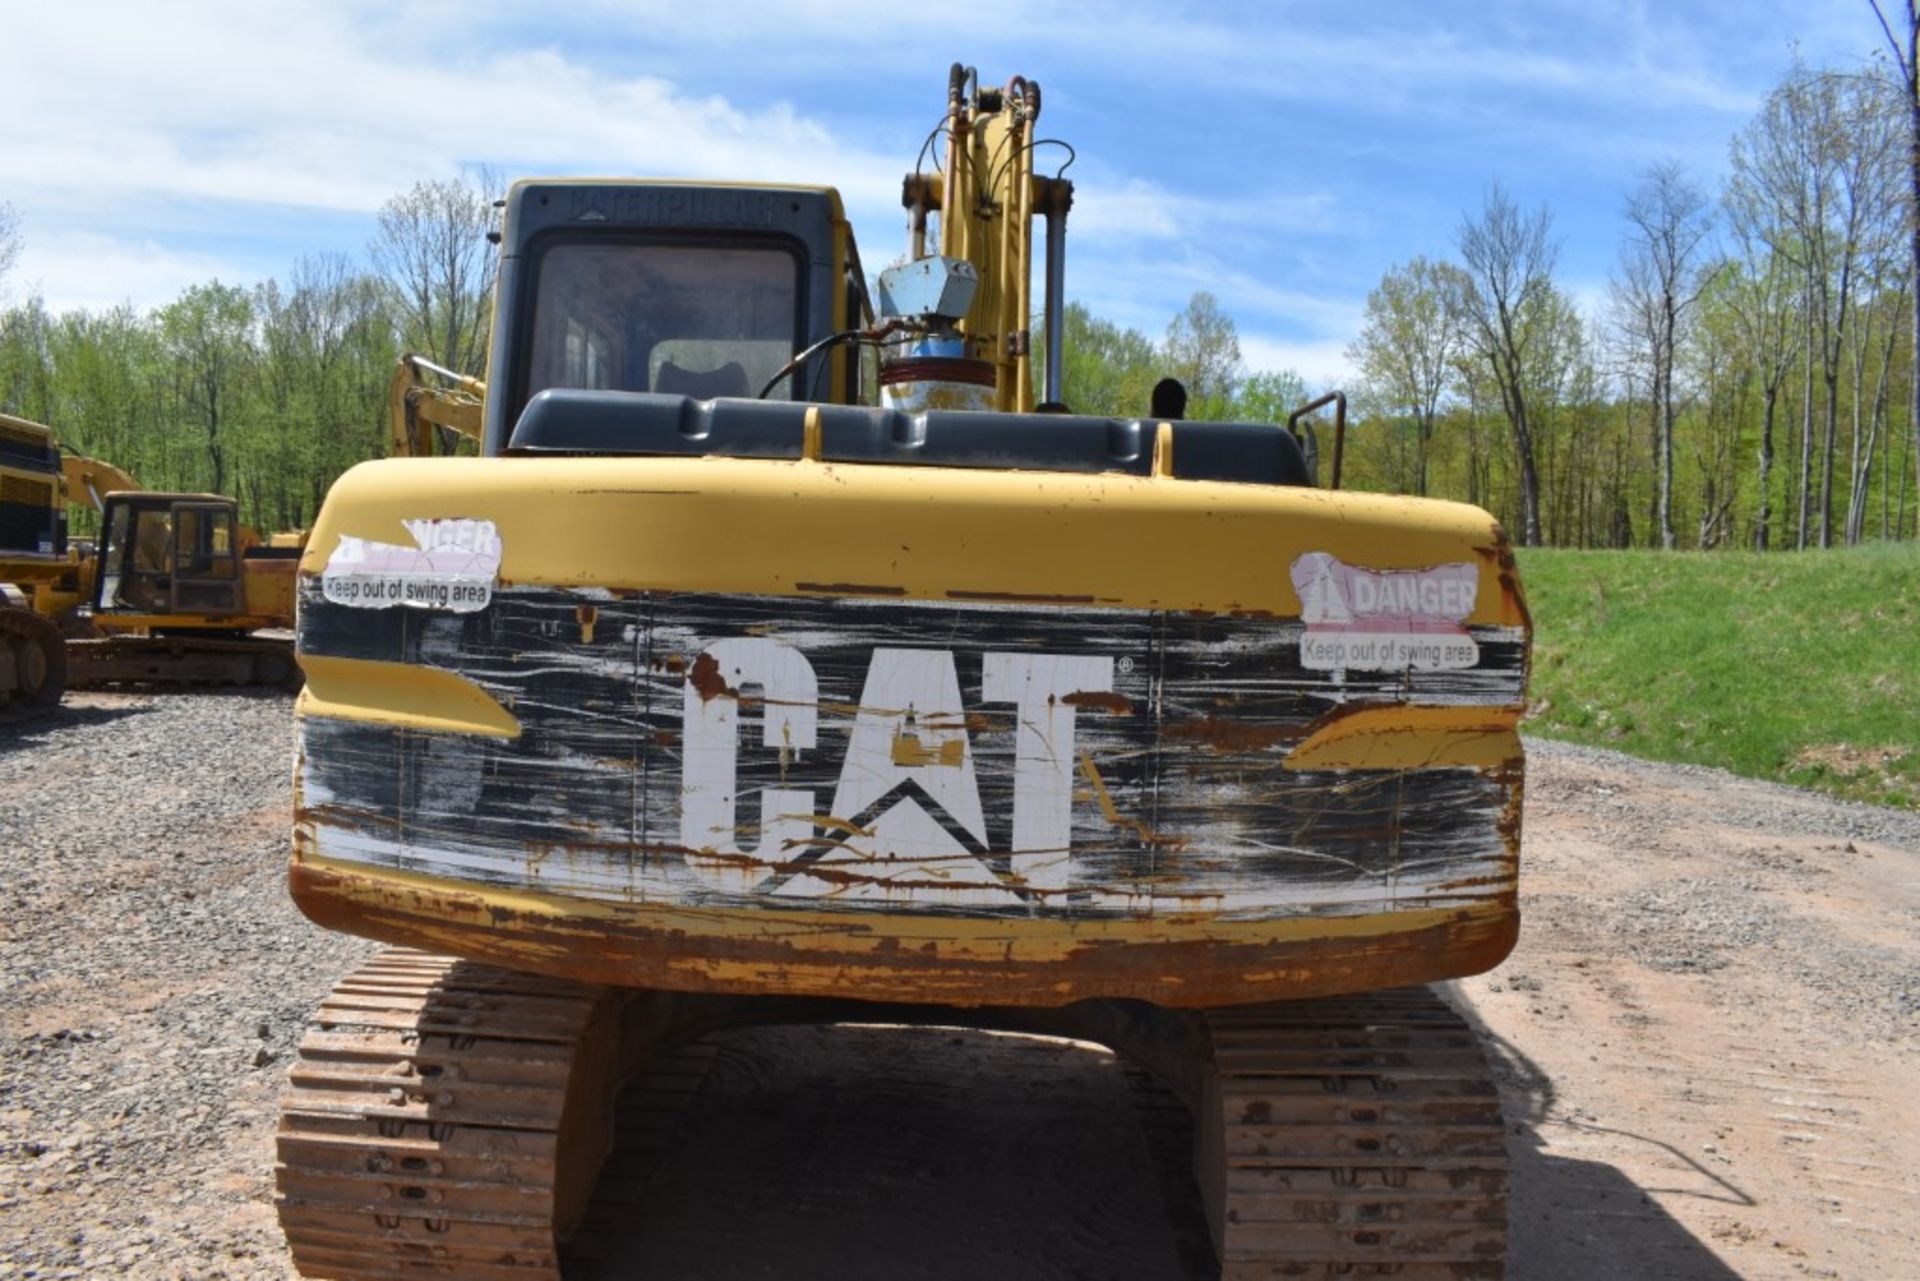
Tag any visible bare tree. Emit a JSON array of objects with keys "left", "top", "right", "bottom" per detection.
[
  {"left": 1611, "top": 164, "right": 1713, "bottom": 549},
  {"left": 1349, "top": 256, "right": 1464, "bottom": 496},
  {"left": 369, "top": 171, "right": 501, "bottom": 377},
  {"left": 1456, "top": 184, "right": 1560, "bottom": 546}
]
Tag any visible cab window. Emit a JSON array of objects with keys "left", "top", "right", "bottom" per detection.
[{"left": 522, "top": 240, "right": 802, "bottom": 415}]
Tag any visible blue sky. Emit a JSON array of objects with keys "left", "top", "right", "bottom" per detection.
[{"left": 0, "top": 0, "right": 1890, "bottom": 384}]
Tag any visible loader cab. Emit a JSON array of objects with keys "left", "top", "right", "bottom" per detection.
[
  {"left": 93, "top": 494, "right": 246, "bottom": 619},
  {"left": 481, "top": 181, "right": 869, "bottom": 455}
]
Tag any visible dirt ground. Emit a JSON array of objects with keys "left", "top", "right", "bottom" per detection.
[{"left": 1, "top": 694, "right": 1915, "bottom": 1279}]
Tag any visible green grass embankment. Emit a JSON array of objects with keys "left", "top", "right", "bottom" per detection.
[{"left": 1514, "top": 543, "right": 1919, "bottom": 809}]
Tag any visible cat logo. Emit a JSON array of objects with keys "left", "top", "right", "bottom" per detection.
[{"left": 680, "top": 639, "right": 1114, "bottom": 904}]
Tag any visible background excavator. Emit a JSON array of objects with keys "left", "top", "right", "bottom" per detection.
[
  {"left": 0, "top": 410, "right": 303, "bottom": 715},
  {"left": 279, "top": 65, "right": 1528, "bottom": 1279}
]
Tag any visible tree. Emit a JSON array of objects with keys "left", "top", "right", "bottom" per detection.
[
  {"left": 1350, "top": 256, "right": 1464, "bottom": 496},
  {"left": 1730, "top": 67, "right": 1903, "bottom": 547},
  {"left": 256, "top": 255, "right": 398, "bottom": 526},
  {"left": 1456, "top": 184, "right": 1561, "bottom": 546},
  {"left": 1054, "top": 302, "right": 1158, "bottom": 416},
  {"left": 1232, "top": 368, "right": 1310, "bottom": 424},
  {"left": 1842, "top": 259, "right": 1909, "bottom": 542},
  {"left": 1715, "top": 233, "right": 1803, "bottom": 550},
  {"left": 1870, "top": 0, "right": 1920, "bottom": 543},
  {"left": 157, "top": 283, "right": 255, "bottom": 497},
  {"left": 1162, "top": 291, "right": 1242, "bottom": 417},
  {"left": 1612, "top": 164, "right": 1713, "bottom": 549},
  {"left": 0, "top": 202, "right": 19, "bottom": 289},
  {"left": 369, "top": 174, "right": 500, "bottom": 377}
]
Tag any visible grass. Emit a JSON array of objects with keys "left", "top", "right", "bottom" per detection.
[{"left": 1514, "top": 542, "right": 1920, "bottom": 809}]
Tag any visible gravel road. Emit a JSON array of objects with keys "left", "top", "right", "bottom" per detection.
[{"left": 1, "top": 692, "right": 1914, "bottom": 1279}]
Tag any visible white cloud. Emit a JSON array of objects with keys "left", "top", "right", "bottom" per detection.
[
  {"left": 0, "top": 4, "right": 906, "bottom": 222},
  {"left": 10, "top": 232, "right": 260, "bottom": 315},
  {"left": 1239, "top": 334, "right": 1355, "bottom": 389},
  {"left": 1068, "top": 179, "right": 1340, "bottom": 247},
  {"left": 0, "top": 0, "right": 1877, "bottom": 345}
]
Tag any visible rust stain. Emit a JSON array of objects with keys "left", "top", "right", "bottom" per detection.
[
  {"left": 890, "top": 732, "right": 966, "bottom": 768},
  {"left": 794, "top": 581, "right": 909, "bottom": 596},
  {"left": 570, "top": 488, "right": 702, "bottom": 496},
  {"left": 687, "top": 652, "right": 732, "bottom": 702},
  {"left": 1476, "top": 524, "right": 1534, "bottom": 634},
  {"left": 574, "top": 604, "right": 598, "bottom": 645},
  {"left": 1161, "top": 716, "right": 1295, "bottom": 754},
  {"left": 662, "top": 656, "right": 687, "bottom": 675},
  {"left": 1062, "top": 690, "right": 1134, "bottom": 715},
  {"left": 290, "top": 861, "right": 1520, "bottom": 1008}
]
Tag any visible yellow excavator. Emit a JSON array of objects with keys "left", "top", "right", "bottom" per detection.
[
  {"left": 0, "top": 413, "right": 73, "bottom": 714},
  {"left": 279, "top": 65, "right": 1528, "bottom": 1278},
  {"left": 387, "top": 353, "right": 484, "bottom": 459},
  {"left": 0, "top": 411, "right": 303, "bottom": 713}
]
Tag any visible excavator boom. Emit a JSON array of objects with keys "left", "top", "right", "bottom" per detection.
[{"left": 388, "top": 353, "right": 485, "bottom": 458}]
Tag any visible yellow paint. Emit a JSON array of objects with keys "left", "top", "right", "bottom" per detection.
[
  {"left": 60, "top": 453, "right": 140, "bottom": 512},
  {"left": 298, "top": 456, "right": 1526, "bottom": 626},
  {"left": 91, "top": 612, "right": 286, "bottom": 634},
  {"left": 890, "top": 732, "right": 965, "bottom": 768},
  {"left": 298, "top": 850, "right": 1499, "bottom": 958},
  {"left": 1151, "top": 422, "right": 1175, "bottom": 477},
  {"left": 801, "top": 405, "right": 823, "bottom": 461},
  {"left": 808, "top": 815, "right": 876, "bottom": 838},
  {"left": 1077, "top": 751, "right": 1181, "bottom": 848},
  {"left": 1284, "top": 705, "right": 1524, "bottom": 771},
  {"left": 299, "top": 654, "right": 522, "bottom": 739}
]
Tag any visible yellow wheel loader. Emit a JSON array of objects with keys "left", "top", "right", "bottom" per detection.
[{"left": 279, "top": 65, "right": 1527, "bottom": 1278}]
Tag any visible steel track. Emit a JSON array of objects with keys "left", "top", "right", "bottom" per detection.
[
  {"left": 276, "top": 951, "right": 622, "bottom": 1279},
  {"left": 278, "top": 959, "right": 1508, "bottom": 1279},
  {"left": 1197, "top": 986, "right": 1509, "bottom": 1279}
]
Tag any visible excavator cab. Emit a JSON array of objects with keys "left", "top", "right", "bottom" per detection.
[
  {"left": 483, "top": 183, "right": 867, "bottom": 447},
  {"left": 94, "top": 493, "right": 246, "bottom": 619}
]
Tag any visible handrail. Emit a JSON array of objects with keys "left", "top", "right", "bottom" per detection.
[{"left": 1287, "top": 391, "right": 1347, "bottom": 490}]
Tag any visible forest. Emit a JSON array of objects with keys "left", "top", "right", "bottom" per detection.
[{"left": 0, "top": 58, "right": 1915, "bottom": 552}]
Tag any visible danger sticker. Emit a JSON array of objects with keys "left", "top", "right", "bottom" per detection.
[
  {"left": 322, "top": 518, "right": 500, "bottom": 613},
  {"left": 1290, "top": 552, "right": 1479, "bottom": 672}
]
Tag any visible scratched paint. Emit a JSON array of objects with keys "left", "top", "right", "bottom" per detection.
[{"left": 296, "top": 585, "right": 1526, "bottom": 921}]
